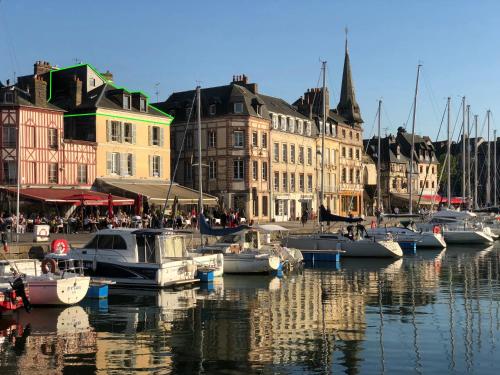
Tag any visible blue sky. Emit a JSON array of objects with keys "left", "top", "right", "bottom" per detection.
[{"left": 1, "top": 0, "right": 499, "bottom": 141}]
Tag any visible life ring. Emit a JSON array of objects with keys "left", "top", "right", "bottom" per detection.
[
  {"left": 51, "top": 239, "right": 69, "bottom": 254},
  {"left": 38, "top": 228, "right": 49, "bottom": 237},
  {"left": 41, "top": 258, "right": 58, "bottom": 274},
  {"left": 433, "top": 225, "right": 441, "bottom": 234}
]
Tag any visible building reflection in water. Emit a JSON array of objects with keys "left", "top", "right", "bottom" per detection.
[{"left": 0, "top": 246, "right": 498, "bottom": 374}]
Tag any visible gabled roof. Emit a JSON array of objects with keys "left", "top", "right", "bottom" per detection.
[
  {"left": 258, "top": 93, "right": 309, "bottom": 121},
  {"left": 0, "top": 84, "right": 63, "bottom": 111}
]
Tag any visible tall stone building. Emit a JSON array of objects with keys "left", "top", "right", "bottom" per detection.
[{"left": 157, "top": 75, "right": 316, "bottom": 222}]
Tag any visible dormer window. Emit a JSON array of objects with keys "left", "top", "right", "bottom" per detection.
[
  {"left": 305, "top": 121, "right": 311, "bottom": 136},
  {"left": 140, "top": 98, "right": 147, "bottom": 112},
  {"left": 3, "top": 92, "right": 14, "bottom": 103},
  {"left": 288, "top": 118, "right": 295, "bottom": 132},
  {"left": 89, "top": 78, "right": 96, "bottom": 88},
  {"left": 123, "top": 95, "right": 131, "bottom": 110},
  {"left": 234, "top": 102, "right": 243, "bottom": 114},
  {"left": 272, "top": 114, "right": 278, "bottom": 129},
  {"left": 209, "top": 104, "right": 216, "bottom": 115},
  {"left": 255, "top": 104, "right": 262, "bottom": 116},
  {"left": 297, "top": 120, "right": 303, "bottom": 134},
  {"left": 280, "top": 116, "right": 286, "bottom": 131}
]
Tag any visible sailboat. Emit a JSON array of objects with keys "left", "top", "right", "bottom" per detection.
[{"left": 282, "top": 56, "right": 402, "bottom": 259}]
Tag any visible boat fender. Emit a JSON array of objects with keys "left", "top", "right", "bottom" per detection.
[
  {"left": 51, "top": 239, "right": 69, "bottom": 254},
  {"left": 41, "top": 258, "right": 58, "bottom": 274},
  {"left": 371, "top": 220, "right": 376, "bottom": 229}
]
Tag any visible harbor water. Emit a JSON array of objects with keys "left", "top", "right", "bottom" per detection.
[{"left": 1, "top": 245, "right": 499, "bottom": 374}]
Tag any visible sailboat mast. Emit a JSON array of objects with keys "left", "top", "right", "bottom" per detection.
[
  {"left": 408, "top": 64, "right": 421, "bottom": 215},
  {"left": 462, "top": 97, "right": 466, "bottom": 203},
  {"left": 486, "top": 110, "right": 491, "bottom": 206},
  {"left": 377, "top": 99, "right": 382, "bottom": 211},
  {"left": 474, "top": 114, "right": 478, "bottom": 209},
  {"left": 466, "top": 105, "right": 471, "bottom": 207},
  {"left": 494, "top": 129, "right": 497, "bottom": 207},
  {"left": 196, "top": 85, "right": 203, "bottom": 244},
  {"left": 320, "top": 61, "right": 326, "bottom": 209},
  {"left": 447, "top": 97, "right": 451, "bottom": 208}
]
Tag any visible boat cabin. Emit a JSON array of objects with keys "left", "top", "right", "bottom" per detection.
[{"left": 79, "top": 229, "right": 187, "bottom": 264}]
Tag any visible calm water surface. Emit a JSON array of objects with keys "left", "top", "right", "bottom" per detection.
[{"left": 1, "top": 246, "right": 499, "bottom": 374}]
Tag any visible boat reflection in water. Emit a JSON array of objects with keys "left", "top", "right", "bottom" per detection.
[
  {"left": 0, "top": 244, "right": 499, "bottom": 374},
  {"left": 0, "top": 306, "right": 97, "bottom": 374}
]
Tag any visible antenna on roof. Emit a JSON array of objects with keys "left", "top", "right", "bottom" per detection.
[
  {"left": 154, "top": 82, "right": 160, "bottom": 102},
  {"left": 73, "top": 57, "right": 81, "bottom": 65}
]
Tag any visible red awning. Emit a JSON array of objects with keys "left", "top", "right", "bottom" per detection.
[
  {"left": 2, "top": 188, "right": 134, "bottom": 206},
  {"left": 421, "top": 194, "right": 465, "bottom": 204}
]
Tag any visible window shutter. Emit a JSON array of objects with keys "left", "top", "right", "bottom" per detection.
[
  {"left": 106, "top": 120, "right": 110, "bottom": 142},
  {"left": 106, "top": 152, "right": 111, "bottom": 174},
  {"left": 120, "top": 122, "right": 124, "bottom": 143},
  {"left": 149, "top": 155, "right": 152, "bottom": 177},
  {"left": 120, "top": 153, "right": 127, "bottom": 176},
  {"left": 116, "top": 153, "right": 121, "bottom": 175},
  {"left": 132, "top": 124, "right": 137, "bottom": 144},
  {"left": 132, "top": 154, "right": 136, "bottom": 176},
  {"left": 148, "top": 126, "right": 152, "bottom": 146},
  {"left": 160, "top": 127, "right": 164, "bottom": 147},
  {"left": 159, "top": 156, "right": 163, "bottom": 178}
]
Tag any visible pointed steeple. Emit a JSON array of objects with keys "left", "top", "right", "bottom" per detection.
[{"left": 337, "top": 31, "right": 363, "bottom": 125}]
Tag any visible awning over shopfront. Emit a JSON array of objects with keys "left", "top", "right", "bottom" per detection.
[
  {"left": 93, "top": 178, "right": 218, "bottom": 206},
  {"left": 390, "top": 193, "right": 465, "bottom": 206},
  {"left": 1, "top": 187, "right": 134, "bottom": 206}
]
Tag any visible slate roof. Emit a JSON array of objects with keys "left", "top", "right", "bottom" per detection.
[
  {"left": 364, "top": 136, "right": 410, "bottom": 165},
  {"left": 0, "top": 84, "right": 63, "bottom": 111}
]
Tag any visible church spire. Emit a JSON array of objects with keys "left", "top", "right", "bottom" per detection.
[{"left": 337, "top": 30, "right": 363, "bottom": 125}]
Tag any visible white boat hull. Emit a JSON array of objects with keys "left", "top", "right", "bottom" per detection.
[
  {"left": 365, "top": 228, "right": 446, "bottom": 248},
  {"left": 27, "top": 276, "right": 90, "bottom": 305},
  {"left": 223, "top": 253, "right": 281, "bottom": 274},
  {"left": 186, "top": 253, "right": 224, "bottom": 277},
  {"left": 442, "top": 230, "right": 494, "bottom": 244}
]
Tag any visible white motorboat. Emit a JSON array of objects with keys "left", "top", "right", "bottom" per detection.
[
  {"left": 25, "top": 272, "right": 90, "bottom": 306},
  {"left": 417, "top": 209, "right": 494, "bottom": 245},
  {"left": 284, "top": 232, "right": 403, "bottom": 258},
  {"left": 365, "top": 226, "right": 446, "bottom": 248},
  {"left": 50, "top": 228, "right": 206, "bottom": 288}
]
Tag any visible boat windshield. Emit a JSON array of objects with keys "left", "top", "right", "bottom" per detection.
[{"left": 84, "top": 235, "right": 127, "bottom": 250}]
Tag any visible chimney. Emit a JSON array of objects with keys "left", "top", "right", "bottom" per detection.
[
  {"left": 34, "top": 60, "right": 53, "bottom": 75},
  {"left": 69, "top": 75, "right": 82, "bottom": 107},
  {"left": 32, "top": 75, "right": 47, "bottom": 106},
  {"left": 231, "top": 74, "right": 257, "bottom": 93},
  {"left": 101, "top": 70, "right": 113, "bottom": 82}
]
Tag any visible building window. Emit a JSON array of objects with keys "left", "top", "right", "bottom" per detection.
[
  {"left": 234, "top": 102, "right": 243, "bottom": 114},
  {"left": 140, "top": 98, "right": 147, "bottom": 112},
  {"left": 209, "top": 104, "right": 216, "bottom": 115},
  {"left": 342, "top": 168, "right": 346, "bottom": 183},
  {"left": 355, "top": 149, "right": 360, "bottom": 160},
  {"left": 48, "top": 163, "right": 58, "bottom": 183},
  {"left": 342, "top": 129, "right": 346, "bottom": 138},
  {"left": 127, "top": 154, "right": 134, "bottom": 176},
  {"left": 356, "top": 169, "right": 360, "bottom": 183},
  {"left": 2, "top": 161, "right": 16, "bottom": 184},
  {"left": 288, "top": 118, "right": 295, "bottom": 132},
  {"left": 307, "top": 147, "right": 312, "bottom": 165},
  {"left": 290, "top": 144, "right": 296, "bottom": 163},
  {"left": 110, "top": 121, "right": 121, "bottom": 142},
  {"left": 272, "top": 114, "right": 278, "bottom": 129},
  {"left": 110, "top": 153, "right": 120, "bottom": 174},
  {"left": 77, "top": 164, "right": 87, "bottom": 184},
  {"left": 262, "top": 161, "right": 268, "bottom": 181},
  {"left": 123, "top": 95, "right": 131, "bottom": 110},
  {"left": 282, "top": 144, "right": 288, "bottom": 163},
  {"left": 4, "top": 92, "right": 14, "bottom": 103},
  {"left": 299, "top": 174, "right": 305, "bottom": 192},
  {"left": 124, "top": 123, "right": 133, "bottom": 143},
  {"left": 342, "top": 147, "right": 346, "bottom": 158},
  {"left": 280, "top": 116, "right": 286, "bottom": 131},
  {"left": 306, "top": 121, "right": 311, "bottom": 136},
  {"left": 209, "top": 160, "right": 217, "bottom": 179},
  {"left": 2, "top": 126, "right": 16, "bottom": 148},
  {"left": 299, "top": 146, "right": 304, "bottom": 164},
  {"left": 432, "top": 181, "right": 435, "bottom": 188},
  {"left": 184, "top": 160, "right": 192, "bottom": 180},
  {"left": 392, "top": 179, "right": 397, "bottom": 189},
  {"left": 208, "top": 131, "right": 216, "bottom": 148},
  {"left": 152, "top": 155, "right": 161, "bottom": 177},
  {"left": 274, "top": 143, "right": 279, "bottom": 162},
  {"left": 274, "top": 172, "right": 279, "bottom": 191},
  {"left": 290, "top": 173, "right": 296, "bottom": 192},
  {"left": 151, "top": 126, "right": 161, "bottom": 146},
  {"left": 48, "top": 128, "right": 58, "bottom": 149},
  {"left": 252, "top": 160, "right": 258, "bottom": 180},
  {"left": 282, "top": 172, "right": 288, "bottom": 192},
  {"left": 262, "top": 196, "right": 268, "bottom": 216},
  {"left": 297, "top": 120, "right": 303, "bottom": 134},
  {"left": 349, "top": 148, "right": 353, "bottom": 159},
  {"left": 233, "top": 159, "right": 244, "bottom": 179},
  {"left": 261, "top": 133, "right": 267, "bottom": 149},
  {"left": 233, "top": 131, "right": 244, "bottom": 148},
  {"left": 307, "top": 175, "right": 313, "bottom": 192},
  {"left": 252, "top": 132, "right": 258, "bottom": 147},
  {"left": 350, "top": 168, "right": 354, "bottom": 183},
  {"left": 89, "top": 78, "right": 96, "bottom": 87},
  {"left": 356, "top": 132, "right": 360, "bottom": 141}
]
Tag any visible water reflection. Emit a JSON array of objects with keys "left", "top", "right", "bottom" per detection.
[{"left": 0, "top": 246, "right": 498, "bottom": 374}]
